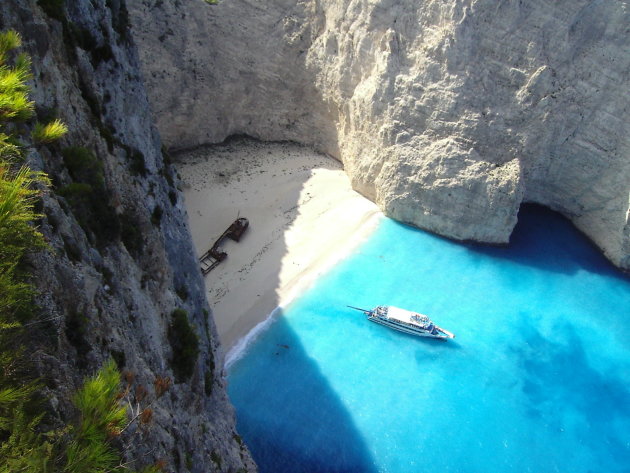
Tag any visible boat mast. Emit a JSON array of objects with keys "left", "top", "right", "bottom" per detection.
[{"left": 347, "top": 305, "right": 372, "bottom": 314}]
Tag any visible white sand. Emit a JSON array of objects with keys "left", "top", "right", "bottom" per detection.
[{"left": 176, "top": 138, "right": 382, "bottom": 361}]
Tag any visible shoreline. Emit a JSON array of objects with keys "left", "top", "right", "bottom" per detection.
[
  {"left": 176, "top": 138, "right": 382, "bottom": 365},
  {"left": 224, "top": 208, "right": 382, "bottom": 370}
]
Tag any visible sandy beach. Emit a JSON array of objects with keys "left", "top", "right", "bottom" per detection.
[{"left": 176, "top": 138, "right": 381, "bottom": 362}]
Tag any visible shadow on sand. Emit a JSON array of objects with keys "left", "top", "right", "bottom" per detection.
[{"left": 175, "top": 136, "right": 375, "bottom": 472}]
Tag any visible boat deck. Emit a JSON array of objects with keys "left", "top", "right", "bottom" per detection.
[{"left": 380, "top": 306, "right": 429, "bottom": 326}]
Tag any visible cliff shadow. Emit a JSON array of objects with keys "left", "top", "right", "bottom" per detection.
[
  {"left": 463, "top": 204, "right": 630, "bottom": 279},
  {"left": 174, "top": 136, "right": 350, "bottom": 351},
  {"left": 227, "top": 314, "right": 378, "bottom": 473},
  {"left": 174, "top": 137, "right": 378, "bottom": 470}
]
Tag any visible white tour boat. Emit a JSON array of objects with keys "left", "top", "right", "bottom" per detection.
[{"left": 348, "top": 305, "right": 455, "bottom": 340}]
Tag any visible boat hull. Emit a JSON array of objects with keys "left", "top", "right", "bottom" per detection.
[{"left": 368, "top": 315, "right": 452, "bottom": 340}]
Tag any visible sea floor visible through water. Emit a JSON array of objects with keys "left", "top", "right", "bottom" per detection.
[{"left": 227, "top": 205, "right": 630, "bottom": 473}]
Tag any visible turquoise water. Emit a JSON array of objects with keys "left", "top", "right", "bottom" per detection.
[{"left": 227, "top": 205, "right": 630, "bottom": 473}]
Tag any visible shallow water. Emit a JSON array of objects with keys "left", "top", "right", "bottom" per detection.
[{"left": 227, "top": 205, "right": 630, "bottom": 473}]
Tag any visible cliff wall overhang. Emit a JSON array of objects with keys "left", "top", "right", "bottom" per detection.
[{"left": 129, "top": 0, "right": 630, "bottom": 270}]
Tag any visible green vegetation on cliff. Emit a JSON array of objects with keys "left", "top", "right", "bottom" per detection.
[
  {"left": 0, "top": 29, "right": 51, "bottom": 330},
  {"left": 168, "top": 309, "right": 200, "bottom": 383},
  {"left": 0, "top": 30, "right": 160, "bottom": 473}
]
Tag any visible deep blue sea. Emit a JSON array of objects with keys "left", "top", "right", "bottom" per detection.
[{"left": 227, "top": 205, "right": 630, "bottom": 473}]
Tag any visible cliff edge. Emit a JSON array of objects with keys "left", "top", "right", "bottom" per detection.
[
  {"left": 1, "top": 0, "right": 255, "bottom": 471},
  {"left": 129, "top": 0, "right": 630, "bottom": 270}
]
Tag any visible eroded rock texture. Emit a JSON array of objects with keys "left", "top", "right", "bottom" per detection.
[
  {"left": 130, "top": 0, "right": 630, "bottom": 269},
  {"left": 1, "top": 1, "right": 255, "bottom": 471}
]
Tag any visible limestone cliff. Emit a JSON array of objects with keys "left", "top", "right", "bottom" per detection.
[
  {"left": 129, "top": 0, "right": 630, "bottom": 270},
  {"left": 1, "top": 1, "right": 254, "bottom": 471}
]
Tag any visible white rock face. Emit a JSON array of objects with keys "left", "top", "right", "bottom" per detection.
[{"left": 129, "top": 0, "right": 630, "bottom": 270}]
